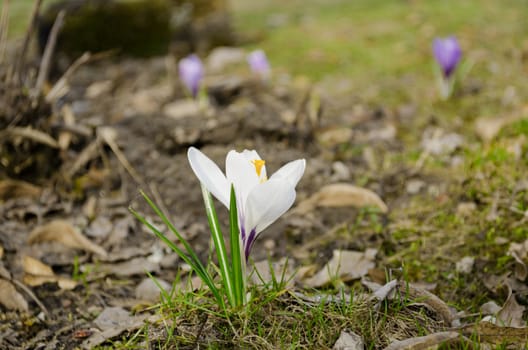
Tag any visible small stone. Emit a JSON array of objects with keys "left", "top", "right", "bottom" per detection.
[
  {"left": 481, "top": 301, "right": 501, "bottom": 315},
  {"left": 160, "top": 253, "right": 179, "bottom": 269},
  {"left": 93, "top": 307, "right": 130, "bottom": 330},
  {"left": 86, "top": 216, "right": 113, "bottom": 238},
  {"left": 421, "top": 128, "right": 464, "bottom": 155},
  {"left": 456, "top": 202, "right": 477, "bottom": 217},
  {"left": 332, "top": 330, "right": 364, "bottom": 350},
  {"left": 331, "top": 161, "right": 350, "bottom": 181},
  {"left": 406, "top": 179, "right": 425, "bottom": 194},
  {"left": 456, "top": 256, "right": 475, "bottom": 274},
  {"left": 135, "top": 278, "right": 172, "bottom": 302},
  {"left": 263, "top": 239, "right": 275, "bottom": 251},
  {"left": 162, "top": 100, "right": 201, "bottom": 120},
  {"left": 206, "top": 47, "right": 245, "bottom": 73}
]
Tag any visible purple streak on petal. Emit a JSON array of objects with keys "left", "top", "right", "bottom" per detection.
[
  {"left": 178, "top": 54, "right": 203, "bottom": 97},
  {"left": 247, "top": 50, "right": 270, "bottom": 78},
  {"left": 432, "top": 36, "right": 462, "bottom": 78},
  {"left": 239, "top": 216, "right": 246, "bottom": 243},
  {"left": 244, "top": 228, "right": 257, "bottom": 262}
]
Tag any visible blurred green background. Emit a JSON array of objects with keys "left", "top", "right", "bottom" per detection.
[{"left": 7, "top": 0, "right": 526, "bottom": 82}]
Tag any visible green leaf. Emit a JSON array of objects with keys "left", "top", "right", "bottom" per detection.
[
  {"left": 229, "top": 185, "right": 245, "bottom": 306},
  {"left": 201, "top": 184, "right": 236, "bottom": 308}
]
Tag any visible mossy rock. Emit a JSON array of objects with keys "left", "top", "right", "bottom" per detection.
[
  {"left": 170, "top": 0, "right": 234, "bottom": 56},
  {"left": 39, "top": 0, "right": 171, "bottom": 57},
  {"left": 170, "top": 0, "right": 228, "bottom": 19},
  {"left": 38, "top": 0, "right": 234, "bottom": 59}
]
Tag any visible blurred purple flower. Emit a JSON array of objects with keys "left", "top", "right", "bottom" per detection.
[
  {"left": 179, "top": 54, "right": 203, "bottom": 98},
  {"left": 247, "top": 50, "right": 270, "bottom": 79},
  {"left": 432, "top": 36, "right": 462, "bottom": 78}
]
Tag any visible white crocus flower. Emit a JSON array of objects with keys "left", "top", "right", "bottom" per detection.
[{"left": 188, "top": 147, "right": 305, "bottom": 260}]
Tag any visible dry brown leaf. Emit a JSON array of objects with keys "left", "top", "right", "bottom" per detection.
[
  {"left": 332, "top": 329, "right": 364, "bottom": 350},
  {"left": 22, "top": 256, "right": 77, "bottom": 290},
  {"left": 316, "top": 127, "right": 353, "bottom": 147},
  {"left": 83, "top": 257, "right": 159, "bottom": 277},
  {"left": 28, "top": 220, "right": 107, "bottom": 257},
  {"left": 495, "top": 284, "right": 526, "bottom": 328},
  {"left": 510, "top": 251, "right": 527, "bottom": 282},
  {"left": 82, "top": 307, "right": 156, "bottom": 349},
  {"left": 0, "top": 263, "right": 10, "bottom": 279},
  {"left": 371, "top": 279, "right": 399, "bottom": 301},
  {"left": 474, "top": 113, "right": 526, "bottom": 142},
  {"left": 508, "top": 240, "right": 528, "bottom": 281},
  {"left": 0, "top": 179, "right": 42, "bottom": 200},
  {"left": 23, "top": 274, "right": 77, "bottom": 290},
  {"left": 460, "top": 321, "right": 528, "bottom": 345},
  {"left": 295, "top": 183, "right": 388, "bottom": 215},
  {"left": 23, "top": 255, "right": 54, "bottom": 276},
  {"left": 480, "top": 301, "right": 501, "bottom": 316},
  {"left": 383, "top": 331, "right": 462, "bottom": 350},
  {"left": 0, "top": 279, "right": 28, "bottom": 312},
  {"left": 304, "top": 249, "right": 376, "bottom": 287},
  {"left": 399, "top": 281, "right": 456, "bottom": 326}
]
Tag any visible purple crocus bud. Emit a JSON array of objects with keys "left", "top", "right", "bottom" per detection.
[
  {"left": 247, "top": 49, "right": 271, "bottom": 79},
  {"left": 179, "top": 54, "right": 203, "bottom": 98},
  {"left": 432, "top": 36, "right": 462, "bottom": 78}
]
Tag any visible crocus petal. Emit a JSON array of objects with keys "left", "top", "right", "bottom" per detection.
[
  {"left": 226, "top": 150, "right": 260, "bottom": 206},
  {"left": 241, "top": 149, "right": 267, "bottom": 180},
  {"left": 187, "top": 147, "right": 230, "bottom": 208},
  {"left": 179, "top": 54, "right": 203, "bottom": 97},
  {"left": 247, "top": 49, "right": 270, "bottom": 78},
  {"left": 432, "top": 37, "right": 461, "bottom": 78},
  {"left": 241, "top": 150, "right": 262, "bottom": 161},
  {"left": 269, "top": 159, "right": 306, "bottom": 187},
  {"left": 244, "top": 179, "right": 296, "bottom": 236}
]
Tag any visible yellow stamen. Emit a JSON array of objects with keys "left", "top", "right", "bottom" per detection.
[{"left": 252, "top": 159, "right": 266, "bottom": 177}]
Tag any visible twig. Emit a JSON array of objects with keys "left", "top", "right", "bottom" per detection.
[
  {"left": 64, "top": 139, "right": 98, "bottom": 178},
  {"left": 0, "top": 0, "right": 9, "bottom": 64},
  {"left": 97, "top": 126, "right": 145, "bottom": 187},
  {"left": 0, "top": 126, "right": 59, "bottom": 148},
  {"left": 14, "top": 0, "right": 42, "bottom": 84},
  {"left": 57, "top": 103, "right": 75, "bottom": 150},
  {"left": 45, "top": 50, "right": 115, "bottom": 104},
  {"left": 294, "top": 85, "right": 312, "bottom": 129},
  {"left": 192, "top": 312, "right": 209, "bottom": 348},
  {"left": 45, "top": 52, "right": 91, "bottom": 103},
  {"left": 31, "top": 10, "right": 65, "bottom": 103},
  {"left": 12, "top": 278, "right": 50, "bottom": 320}
]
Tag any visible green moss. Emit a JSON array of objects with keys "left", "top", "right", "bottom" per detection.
[{"left": 41, "top": 0, "right": 171, "bottom": 57}]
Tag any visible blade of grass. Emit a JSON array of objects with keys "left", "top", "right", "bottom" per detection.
[
  {"left": 129, "top": 204, "right": 225, "bottom": 310},
  {"left": 229, "top": 185, "right": 245, "bottom": 306},
  {"left": 135, "top": 191, "right": 222, "bottom": 298},
  {"left": 138, "top": 191, "right": 206, "bottom": 274},
  {"left": 201, "top": 184, "right": 236, "bottom": 308}
]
